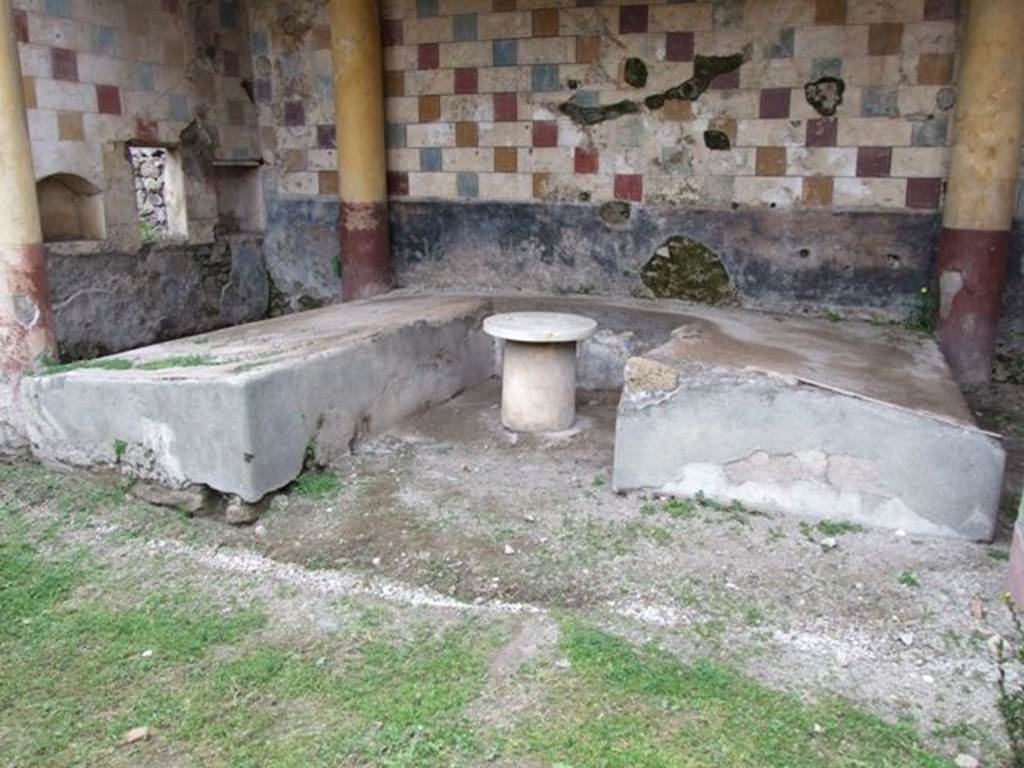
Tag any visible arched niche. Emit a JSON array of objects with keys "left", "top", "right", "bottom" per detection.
[{"left": 36, "top": 173, "right": 106, "bottom": 242}]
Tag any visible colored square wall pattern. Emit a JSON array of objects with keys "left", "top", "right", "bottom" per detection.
[
  {"left": 857, "top": 147, "right": 892, "bottom": 178},
  {"left": 907, "top": 178, "right": 942, "bottom": 209},
  {"left": 388, "top": 172, "right": 409, "bottom": 196},
  {"left": 575, "top": 147, "right": 598, "bottom": 174},
  {"left": 382, "top": 19, "right": 403, "bottom": 46},
  {"left": 284, "top": 101, "right": 305, "bottom": 127},
  {"left": 493, "top": 39, "right": 517, "bottom": 67},
  {"left": 533, "top": 121, "right": 558, "bottom": 147},
  {"left": 454, "top": 14, "right": 478, "bottom": 41},
  {"left": 924, "top": 0, "right": 959, "bottom": 21},
  {"left": 226, "top": 0, "right": 965, "bottom": 215},
  {"left": 614, "top": 174, "right": 642, "bottom": 202},
  {"left": 619, "top": 5, "right": 648, "bottom": 34},
  {"left": 532, "top": 64, "right": 559, "bottom": 92},
  {"left": 96, "top": 84, "right": 121, "bottom": 115},
  {"left": 51, "top": 48, "right": 78, "bottom": 82},
  {"left": 665, "top": 32, "right": 694, "bottom": 63},
  {"left": 455, "top": 68, "right": 478, "bottom": 94},
  {"left": 418, "top": 44, "right": 439, "bottom": 70},
  {"left": 13, "top": 10, "right": 28, "bottom": 43},
  {"left": 493, "top": 92, "right": 517, "bottom": 122},
  {"left": 759, "top": 88, "right": 790, "bottom": 119},
  {"left": 806, "top": 118, "right": 837, "bottom": 147}
]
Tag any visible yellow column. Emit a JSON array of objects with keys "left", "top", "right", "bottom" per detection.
[
  {"left": 330, "top": 0, "right": 391, "bottom": 300},
  {"left": 0, "top": 0, "right": 56, "bottom": 444},
  {"left": 937, "top": 0, "right": 1024, "bottom": 384}
]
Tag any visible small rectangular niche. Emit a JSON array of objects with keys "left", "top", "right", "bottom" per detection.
[
  {"left": 129, "top": 145, "right": 188, "bottom": 243},
  {"left": 37, "top": 173, "right": 106, "bottom": 242},
  {"left": 212, "top": 160, "right": 265, "bottom": 234}
]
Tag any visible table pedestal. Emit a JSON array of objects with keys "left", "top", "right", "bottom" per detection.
[{"left": 500, "top": 340, "right": 577, "bottom": 432}]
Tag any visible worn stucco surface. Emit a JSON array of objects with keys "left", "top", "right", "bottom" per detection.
[
  {"left": 391, "top": 201, "right": 940, "bottom": 315},
  {"left": 47, "top": 234, "right": 269, "bottom": 359},
  {"left": 613, "top": 312, "right": 1005, "bottom": 540}
]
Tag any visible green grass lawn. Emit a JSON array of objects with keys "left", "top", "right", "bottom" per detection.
[{"left": 0, "top": 463, "right": 954, "bottom": 767}]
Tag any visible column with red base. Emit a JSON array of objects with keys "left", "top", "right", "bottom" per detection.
[
  {"left": 330, "top": 0, "right": 391, "bottom": 301},
  {"left": 937, "top": 0, "right": 1024, "bottom": 387},
  {"left": 0, "top": 0, "right": 57, "bottom": 446}
]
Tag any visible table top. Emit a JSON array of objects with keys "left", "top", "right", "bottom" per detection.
[{"left": 483, "top": 311, "right": 597, "bottom": 343}]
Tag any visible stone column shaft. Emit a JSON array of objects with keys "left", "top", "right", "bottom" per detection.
[
  {"left": 330, "top": 0, "right": 391, "bottom": 301},
  {"left": 937, "top": 0, "right": 1024, "bottom": 385},
  {"left": 0, "top": 0, "right": 56, "bottom": 446}
]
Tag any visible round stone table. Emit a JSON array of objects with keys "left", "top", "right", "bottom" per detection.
[{"left": 483, "top": 311, "right": 597, "bottom": 432}]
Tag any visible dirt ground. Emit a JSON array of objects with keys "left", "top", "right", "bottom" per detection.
[{"left": 173, "top": 376, "right": 1018, "bottom": 762}]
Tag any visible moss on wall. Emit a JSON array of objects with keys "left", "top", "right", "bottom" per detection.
[{"left": 640, "top": 236, "right": 738, "bottom": 305}]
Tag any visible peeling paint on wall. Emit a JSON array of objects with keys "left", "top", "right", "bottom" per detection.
[
  {"left": 804, "top": 76, "right": 846, "bottom": 117},
  {"left": 644, "top": 53, "right": 746, "bottom": 110}
]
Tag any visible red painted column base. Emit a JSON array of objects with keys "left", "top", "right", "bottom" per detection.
[
  {"left": 0, "top": 241, "right": 57, "bottom": 373},
  {"left": 936, "top": 227, "right": 1009, "bottom": 386},
  {"left": 339, "top": 201, "right": 391, "bottom": 301}
]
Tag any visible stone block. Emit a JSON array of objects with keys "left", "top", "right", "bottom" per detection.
[
  {"left": 402, "top": 16, "right": 453, "bottom": 44},
  {"left": 734, "top": 176, "right": 802, "bottom": 207},
  {"left": 613, "top": 309, "right": 1005, "bottom": 541},
  {"left": 795, "top": 25, "right": 868, "bottom": 57},
  {"left": 787, "top": 146, "right": 857, "bottom": 176},
  {"left": 837, "top": 117, "right": 913, "bottom": 146},
  {"left": 558, "top": 7, "right": 616, "bottom": 36},
  {"left": 648, "top": 3, "right": 713, "bottom": 31},
  {"left": 735, "top": 118, "right": 805, "bottom": 147},
  {"left": 478, "top": 121, "right": 532, "bottom": 146},
  {"left": 478, "top": 65, "right": 529, "bottom": 93},
  {"left": 478, "top": 172, "right": 532, "bottom": 200},
  {"left": 24, "top": 297, "right": 496, "bottom": 502},
  {"left": 408, "top": 170, "right": 457, "bottom": 196},
  {"left": 833, "top": 177, "right": 907, "bottom": 208},
  {"left": 848, "top": 0, "right": 926, "bottom": 24},
  {"left": 440, "top": 41, "right": 491, "bottom": 67},
  {"left": 891, "top": 146, "right": 948, "bottom": 177},
  {"left": 478, "top": 11, "right": 532, "bottom": 40},
  {"left": 406, "top": 122, "right": 455, "bottom": 147},
  {"left": 442, "top": 147, "right": 493, "bottom": 172},
  {"left": 441, "top": 93, "right": 492, "bottom": 121}
]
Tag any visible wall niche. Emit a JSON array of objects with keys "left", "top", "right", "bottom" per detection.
[{"left": 36, "top": 173, "right": 106, "bottom": 242}]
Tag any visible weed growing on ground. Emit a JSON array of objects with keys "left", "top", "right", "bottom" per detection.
[
  {"left": 694, "top": 491, "right": 761, "bottom": 524},
  {"left": 290, "top": 471, "right": 341, "bottom": 498},
  {"left": 639, "top": 497, "right": 696, "bottom": 520},
  {"left": 898, "top": 570, "right": 921, "bottom": 588},
  {"left": 817, "top": 519, "right": 865, "bottom": 536},
  {"left": 663, "top": 498, "right": 696, "bottom": 519},
  {"left": 743, "top": 605, "right": 764, "bottom": 626},
  {"left": 906, "top": 286, "right": 938, "bottom": 335},
  {"left": 695, "top": 490, "right": 723, "bottom": 511},
  {"left": 305, "top": 554, "right": 328, "bottom": 570},
  {"left": 113, "top": 438, "right": 127, "bottom": 461}
]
